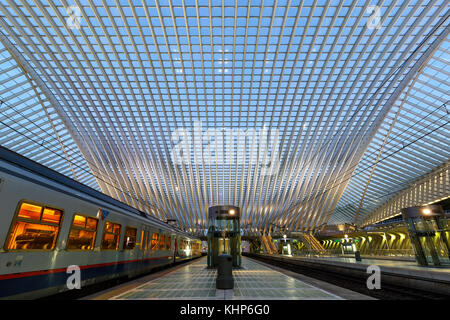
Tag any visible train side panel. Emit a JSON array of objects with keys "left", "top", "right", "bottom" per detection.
[{"left": 0, "top": 160, "right": 199, "bottom": 299}]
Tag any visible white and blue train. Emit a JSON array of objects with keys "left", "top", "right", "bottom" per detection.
[{"left": 0, "top": 146, "right": 202, "bottom": 299}]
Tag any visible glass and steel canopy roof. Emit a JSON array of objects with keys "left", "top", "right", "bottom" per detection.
[{"left": 0, "top": 0, "right": 448, "bottom": 234}]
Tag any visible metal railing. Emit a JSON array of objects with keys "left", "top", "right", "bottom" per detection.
[
  {"left": 290, "top": 248, "right": 342, "bottom": 258},
  {"left": 288, "top": 248, "right": 415, "bottom": 258},
  {"left": 363, "top": 248, "right": 415, "bottom": 257}
]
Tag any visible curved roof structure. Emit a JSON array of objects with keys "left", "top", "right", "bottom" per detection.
[{"left": 0, "top": 0, "right": 449, "bottom": 235}]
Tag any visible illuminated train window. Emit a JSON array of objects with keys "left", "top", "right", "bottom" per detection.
[
  {"left": 101, "top": 221, "right": 121, "bottom": 250},
  {"left": 160, "top": 234, "right": 166, "bottom": 250},
  {"left": 6, "top": 201, "right": 63, "bottom": 250},
  {"left": 67, "top": 214, "right": 98, "bottom": 250},
  {"left": 144, "top": 231, "right": 149, "bottom": 251},
  {"left": 192, "top": 242, "right": 201, "bottom": 255},
  {"left": 140, "top": 230, "right": 144, "bottom": 250},
  {"left": 123, "top": 227, "right": 137, "bottom": 250},
  {"left": 151, "top": 233, "right": 159, "bottom": 251}
]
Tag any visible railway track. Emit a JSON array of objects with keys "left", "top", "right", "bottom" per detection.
[{"left": 245, "top": 253, "right": 449, "bottom": 300}]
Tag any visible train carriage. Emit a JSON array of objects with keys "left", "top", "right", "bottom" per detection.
[{"left": 0, "top": 146, "right": 201, "bottom": 299}]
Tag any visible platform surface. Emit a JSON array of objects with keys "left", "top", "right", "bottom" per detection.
[
  {"left": 290, "top": 255, "right": 450, "bottom": 274},
  {"left": 259, "top": 254, "right": 450, "bottom": 284},
  {"left": 108, "top": 256, "right": 344, "bottom": 300}
]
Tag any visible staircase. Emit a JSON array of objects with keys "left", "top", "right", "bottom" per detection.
[
  {"left": 299, "top": 232, "right": 326, "bottom": 254},
  {"left": 267, "top": 235, "right": 278, "bottom": 253},
  {"left": 309, "top": 233, "right": 326, "bottom": 253},
  {"left": 260, "top": 235, "right": 273, "bottom": 254}
]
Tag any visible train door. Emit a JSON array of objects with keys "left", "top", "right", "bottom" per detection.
[
  {"left": 174, "top": 237, "right": 178, "bottom": 260},
  {"left": 139, "top": 228, "right": 148, "bottom": 265},
  {"left": 173, "top": 237, "right": 178, "bottom": 262}
]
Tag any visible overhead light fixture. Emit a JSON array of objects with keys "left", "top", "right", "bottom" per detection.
[
  {"left": 229, "top": 209, "right": 236, "bottom": 215},
  {"left": 422, "top": 208, "right": 432, "bottom": 215}
]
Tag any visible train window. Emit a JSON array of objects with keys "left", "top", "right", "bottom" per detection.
[
  {"left": 67, "top": 214, "right": 98, "bottom": 250},
  {"left": 101, "top": 222, "right": 121, "bottom": 250},
  {"left": 6, "top": 202, "right": 63, "bottom": 250},
  {"left": 160, "top": 234, "right": 165, "bottom": 250},
  {"left": 192, "top": 242, "right": 201, "bottom": 255},
  {"left": 140, "top": 230, "right": 145, "bottom": 250},
  {"left": 123, "top": 227, "right": 137, "bottom": 250},
  {"left": 151, "top": 233, "right": 159, "bottom": 250},
  {"left": 86, "top": 217, "right": 97, "bottom": 230},
  {"left": 105, "top": 222, "right": 121, "bottom": 234},
  {"left": 166, "top": 236, "right": 171, "bottom": 250},
  {"left": 147, "top": 232, "right": 152, "bottom": 250},
  {"left": 41, "top": 208, "right": 62, "bottom": 224},
  {"left": 72, "top": 214, "right": 86, "bottom": 228},
  {"left": 144, "top": 231, "right": 149, "bottom": 251},
  {"left": 17, "top": 202, "right": 42, "bottom": 220}
]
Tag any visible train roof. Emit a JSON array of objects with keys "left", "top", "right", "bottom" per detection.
[{"left": 0, "top": 146, "right": 196, "bottom": 238}]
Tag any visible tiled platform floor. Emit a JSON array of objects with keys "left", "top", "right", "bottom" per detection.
[{"left": 109, "top": 257, "right": 343, "bottom": 300}]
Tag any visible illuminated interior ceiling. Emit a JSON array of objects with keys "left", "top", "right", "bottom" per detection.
[{"left": 0, "top": 1, "right": 448, "bottom": 235}]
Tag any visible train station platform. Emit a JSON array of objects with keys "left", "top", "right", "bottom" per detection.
[
  {"left": 246, "top": 253, "right": 450, "bottom": 297},
  {"left": 86, "top": 256, "right": 371, "bottom": 300}
]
